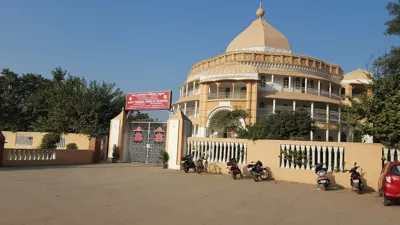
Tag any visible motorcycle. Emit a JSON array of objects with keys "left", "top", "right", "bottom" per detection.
[
  {"left": 227, "top": 158, "right": 242, "bottom": 179},
  {"left": 196, "top": 155, "right": 208, "bottom": 174},
  {"left": 181, "top": 155, "right": 196, "bottom": 173},
  {"left": 314, "top": 163, "right": 330, "bottom": 191},
  {"left": 247, "top": 160, "right": 270, "bottom": 182},
  {"left": 349, "top": 162, "right": 364, "bottom": 194}
]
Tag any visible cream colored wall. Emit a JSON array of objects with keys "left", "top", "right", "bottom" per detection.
[
  {"left": 187, "top": 137, "right": 383, "bottom": 191},
  {"left": 2, "top": 131, "right": 90, "bottom": 150}
]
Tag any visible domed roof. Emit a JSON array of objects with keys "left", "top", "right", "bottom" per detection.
[
  {"left": 341, "top": 68, "right": 372, "bottom": 84},
  {"left": 202, "top": 62, "right": 258, "bottom": 76},
  {"left": 226, "top": 3, "right": 291, "bottom": 53}
]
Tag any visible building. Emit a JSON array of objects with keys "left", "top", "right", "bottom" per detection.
[{"left": 172, "top": 4, "right": 371, "bottom": 142}]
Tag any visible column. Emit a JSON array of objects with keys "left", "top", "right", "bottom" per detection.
[
  {"left": 329, "top": 82, "right": 332, "bottom": 97},
  {"left": 318, "top": 80, "right": 321, "bottom": 95},
  {"left": 339, "top": 86, "right": 342, "bottom": 98},
  {"left": 338, "top": 131, "right": 341, "bottom": 142},
  {"left": 338, "top": 107, "right": 341, "bottom": 124},
  {"left": 293, "top": 100, "right": 296, "bottom": 112},
  {"left": 216, "top": 82, "right": 220, "bottom": 99},
  {"left": 179, "top": 87, "right": 182, "bottom": 98},
  {"left": 184, "top": 102, "right": 187, "bottom": 115},
  {"left": 232, "top": 82, "right": 236, "bottom": 98},
  {"left": 172, "top": 105, "right": 175, "bottom": 113},
  {"left": 288, "top": 76, "right": 292, "bottom": 91},
  {"left": 193, "top": 82, "right": 196, "bottom": 95},
  {"left": 310, "top": 131, "right": 314, "bottom": 141},
  {"left": 326, "top": 103, "right": 329, "bottom": 123},
  {"left": 326, "top": 129, "right": 330, "bottom": 142},
  {"left": 311, "top": 102, "right": 314, "bottom": 119},
  {"left": 272, "top": 99, "right": 276, "bottom": 114},
  {"left": 271, "top": 74, "right": 274, "bottom": 83},
  {"left": 305, "top": 78, "right": 308, "bottom": 93},
  {"left": 345, "top": 84, "right": 352, "bottom": 98},
  {"left": 185, "top": 83, "right": 189, "bottom": 97},
  {"left": 194, "top": 101, "right": 198, "bottom": 118}
]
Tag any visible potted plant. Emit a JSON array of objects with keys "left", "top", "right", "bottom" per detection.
[
  {"left": 159, "top": 150, "right": 169, "bottom": 169},
  {"left": 112, "top": 145, "right": 120, "bottom": 163}
]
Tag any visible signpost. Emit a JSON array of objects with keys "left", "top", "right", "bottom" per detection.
[{"left": 125, "top": 91, "right": 172, "bottom": 111}]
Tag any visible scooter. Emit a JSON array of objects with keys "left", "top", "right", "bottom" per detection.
[
  {"left": 196, "top": 155, "right": 208, "bottom": 174},
  {"left": 247, "top": 160, "right": 270, "bottom": 182},
  {"left": 181, "top": 155, "right": 196, "bottom": 173},
  {"left": 349, "top": 162, "right": 364, "bottom": 194},
  {"left": 227, "top": 158, "right": 242, "bottom": 179},
  {"left": 314, "top": 163, "right": 330, "bottom": 191}
]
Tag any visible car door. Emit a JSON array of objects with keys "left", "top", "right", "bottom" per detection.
[
  {"left": 389, "top": 163, "right": 400, "bottom": 188},
  {"left": 378, "top": 162, "right": 390, "bottom": 191}
]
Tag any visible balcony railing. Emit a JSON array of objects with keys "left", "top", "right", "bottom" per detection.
[
  {"left": 181, "top": 88, "right": 200, "bottom": 99},
  {"left": 184, "top": 107, "right": 198, "bottom": 119},
  {"left": 265, "top": 85, "right": 342, "bottom": 100},
  {"left": 208, "top": 92, "right": 247, "bottom": 100}
]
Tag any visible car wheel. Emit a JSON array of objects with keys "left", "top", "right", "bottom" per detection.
[
  {"left": 383, "top": 196, "right": 392, "bottom": 206},
  {"left": 378, "top": 190, "right": 383, "bottom": 197}
]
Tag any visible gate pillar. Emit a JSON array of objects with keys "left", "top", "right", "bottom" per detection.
[
  {"left": 0, "top": 131, "right": 5, "bottom": 167},
  {"left": 166, "top": 109, "right": 192, "bottom": 170}
]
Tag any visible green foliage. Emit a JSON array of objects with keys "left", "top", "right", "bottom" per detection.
[
  {"left": 280, "top": 149, "right": 308, "bottom": 168},
  {"left": 238, "top": 108, "right": 315, "bottom": 141},
  {"left": 39, "top": 133, "right": 61, "bottom": 149},
  {"left": 344, "top": 2, "right": 400, "bottom": 148},
  {"left": 112, "top": 145, "right": 120, "bottom": 160},
  {"left": 208, "top": 109, "right": 249, "bottom": 133},
  {"left": 159, "top": 150, "right": 169, "bottom": 164},
  {"left": 66, "top": 143, "right": 78, "bottom": 150}
]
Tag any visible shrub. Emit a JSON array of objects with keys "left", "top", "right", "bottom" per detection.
[
  {"left": 112, "top": 145, "right": 120, "bottom": 161},
  {"left": 39, "top": 133, "right": 61, "bottom": 149},
  {"left": 66, "top": 143, "right": 78, "bottom": 150},
  {"left": 159, "top": 150, "right": 169, "bottom": 164}
]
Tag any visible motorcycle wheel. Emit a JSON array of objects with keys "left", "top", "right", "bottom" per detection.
[
  {"left": 357, "top": 185, "right": 363, "bottom": 194},
  {"left": 197, "top": 166, "right": 202, "bottom": 174},
  {"left": 232, "top": 171, "right": 237, "bottom": 180},
  {"left": 260, "top": 168, "right": 270, "bottom": 180},
  {"left": 252, "top": 173, "right": 259, "bottom": 182},
  {"left": 184, "top": 165, "right": 189, "bottom": 173},
  {"left": 319, "top": 184, "right": 326, "bottom": 191}
]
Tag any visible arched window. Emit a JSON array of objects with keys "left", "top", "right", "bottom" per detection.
[
  {"left": 260, "top": 76, "right": 266, "bottom": 87},
  {"left": 295, "top": 78, "right": 301, "bottom": 90},
  {"left": 283, "top": 77, "right": 289, "bottom": 88},
  {"left": 259, "top": 102, "right": 265, "bottom": 108}
]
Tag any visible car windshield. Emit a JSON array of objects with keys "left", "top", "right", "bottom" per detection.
[{"left": 390, "top": 165, "right": 400, "bottom": 176}]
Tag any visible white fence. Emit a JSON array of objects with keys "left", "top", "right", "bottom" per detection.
[
  {"left": 186, "top": 140, "right": 247, "bottom": 165},
  {"left": 382, "top": 148, "right": 400, "bottom": 166},
  {"left": 7, "top": 149, "right": 56, "bottom": 161},
  {"left": 280, "top": 144, "right": 345, "bottom": 172}
]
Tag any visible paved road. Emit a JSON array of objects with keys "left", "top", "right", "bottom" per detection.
[{"left": 0, "top": 163, "right": 398, "bottom": 225}]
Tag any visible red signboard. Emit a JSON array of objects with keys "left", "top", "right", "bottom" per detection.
[{"left": 125, "top": 91, "right": 172, "bottom": 111}]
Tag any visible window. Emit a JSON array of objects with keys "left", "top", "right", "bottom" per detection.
[
  {"left": 15, "top": 134, "right": 33, "bottom": 147},
  {"left": 283, "top": 77, "right": 289, "bottom": 88},
  {"left": 259, "top": 102, "right": 265, "bottom": 108},
  {"left": 225, "top": 88, "right": 231, "bottom": 98},
  {"left": 260, "top": 76, "right": 266, "bottom": 87},
  {"left": 390, "top": 165, "right": 400, "bottom": 176},
  {"left": 309, "top": 80, "right": 315, "bottom": 89},
  {"left": 56, "top": 136, "right": 66, "bottom": 149},
  {"left": 295, "top": 78, "right": 301, "bottom": 90}
]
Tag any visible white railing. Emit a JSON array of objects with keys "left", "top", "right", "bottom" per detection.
[
  {"left": 186, "top": 140, "right": 248, "bottom": 165},
  {"left": 267, "top": 86, "right": 341, "bottom": 100},
  {"left": 280, "top": 144, "right": 345, "bottom": 172},
  {"left": 208, "top": 92, "right": 247, "bottom": 100},
  {"left": 382, "top": 148, "right": 400, "bottom": 166},
  {"left": 7, "top": 149, "right": 56, "bottom": 161},
  {"left": 181, "top": 88, "right": 200, "bottom": 99},
  {"left": 185, "top": 107, "right": 198, "bottom": 119}
]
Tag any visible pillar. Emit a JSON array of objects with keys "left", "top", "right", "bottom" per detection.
[
  {"left": 250, "top": 81, "right": 258, "bottom": 124},
  {"left": 271, "top": 74, "right": 274, "bottom": 83},
  {"left": 326, "top": 103, "right": 329, "bottom": 123},
  {"left": 338, "top": 131, "right": 341, "bottom": 142},
  {"left": 194, "top": 101, "right": 198, "bottom": 118},
  {"left": 184, "top": 102, "right": 187, "bottom": 115},
  {"left": 305, "top": 78, "right": 308, "bottom": 93},
  {"left": 326, "top": 130, "right": 330, "bottom": 142},
  {"left": 329, "top": 82, "right": 332, "bottom": 97},
  {"left": 318, "top": 80, "right": 321, "bottom": 95},
  {"left": 216, "top": 82, "right": 221, "bottom": 99},
  {"left": 293, "top": 100, "right": 296, "bottom": 112},
  {"left": 311, "top": 102, "right": 314, "bottom": 119},
  {"left": 288, "top": 76, "right": 292, "bottom": 91},
  {"left": 232, "top": 82, "right": 236, "bottom": 98},
  {"left": 272, "top": 99, "right": 276, "bottom": 114},
  {"left": 193, "top": 82, "right": 196, "bottom": 95},
  {"left": 345, "top": 84, "right": 352, "bottom": 98},
  {"left": 310, "top": 131, "right": 314, "bottom": 141},
  {"left": 185, "top": 83, "right": 189, "bottom": 97},
  {"left": 0, "top": 131, "right": 5, "bottom": 167}
]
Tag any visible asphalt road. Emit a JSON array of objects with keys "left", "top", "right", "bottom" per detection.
[{"left": 0, "top": 163, "right": 398, "bottom": 225}]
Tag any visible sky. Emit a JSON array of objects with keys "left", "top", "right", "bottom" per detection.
[{"left": 0, "top": 0, "right": 398, "bottom": 120}]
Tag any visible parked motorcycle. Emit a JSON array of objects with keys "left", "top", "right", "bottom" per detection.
[
  {"left": 196, "top": 155, "right": 208, "bottom": 174},
  {"left": 181, "top": 155, "right": 196, "bottom": 173},
  {"left": 247, "top": 160, "right": 270, "bottom": 182},
  {"left": 349, "top": 162, "right": 364, "bottom": 194},
  {"left": 227, "top": 158, "right": 242, "bottom": 179},
  {"left": 314, "top": 163, "right": 330, "bottom": 190}
]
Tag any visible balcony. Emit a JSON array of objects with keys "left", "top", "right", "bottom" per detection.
[
  {"left": 185, "top": 107, "right": 198, "bottom": 119},
  {"left": 180, "top": 88, "right": 200, "bottom": 99},
  {"left": 264, "top": 84, "right": 342, "bottom": 100},
  {"left": 208, "top": 92, "right": 247, "bottom": 100}
]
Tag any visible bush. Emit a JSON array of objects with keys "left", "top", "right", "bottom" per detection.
[
  {"left": 39, "top": 133, "right": 61, "bottom": 149},
  {"left": 66, "top": 143, "right": 78, "bottom": 150},
  {"left": 112, "top": 145, "right": 120, "bottom": 161},
  {"left": 159, "top": 150, "right": 169, "bottom": 164}
]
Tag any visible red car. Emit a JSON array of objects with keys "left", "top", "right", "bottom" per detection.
[{"left": 378, "top": 161, "right": 400, "bottom": 206}]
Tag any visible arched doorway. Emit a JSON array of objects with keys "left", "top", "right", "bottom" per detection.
[{"left": 206, "top": 107, "right": 246, "bottom": 138}]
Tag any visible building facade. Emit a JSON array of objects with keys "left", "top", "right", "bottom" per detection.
[{"left": 172, "top": 4, "right": 371, "bottom": 142}]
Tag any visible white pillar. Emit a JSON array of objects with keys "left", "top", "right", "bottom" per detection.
[
  {"left": 288, "top": 76, "right": 292, "bottom": 91},
  {"left": 184, "top": 102, "right": 187, "bottom": 115},
  {"left": 271, "top": 74, "right": 274, "bottom": 83},
  {"left": 305, "top": 78, "right": 308, "bottom": 93},
  {"left": 310, "top": 131, "right": 314, "bottom": 141},
  {"left": 326, "top": 103, "right": 329, "bottom": 123},
  {"left": 338, "top": 131, "right": 341, "bottom": 142},
  {"left": 318, "top": 80, "right": 321, "bottom": 95},
  {"left": 329, "top": 82, "right": 332, "bottom": 97},
  {"left": 326, "top": 129, "right": 329, "bottom": 142},
  {"left": 185, "top": 83, "right": 189, "bottom": 97},
  {"left": 338, "top": 107, "right": 341, "bottom": 124},
  {"left": 194, "top": 101, "right": 198, "bottom": 118},
  {"left": 293, "top": 100, "right": 296, "bottom": 111},
  {"left": 180, "top": 87, "right": 182, "bottom": 98},
  {"left": 339, "top": 86, "right": 342, "bottom": 98},
  {"left": 311, "top": 102, "right": 314, "bottom": 119},
  {"left": 193, "top": 82, "right": 196, "bottom": 95},
  {"left": 272, "top": 99, "right": 276, "bottom": 114}
]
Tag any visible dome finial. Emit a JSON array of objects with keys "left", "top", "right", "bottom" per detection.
[{"left": 256, "top": 2, "right": 265, "bottom": 18}]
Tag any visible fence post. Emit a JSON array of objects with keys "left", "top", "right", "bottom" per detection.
[{"left": 0, "top": 131, "right": 5, "bottom": 167}]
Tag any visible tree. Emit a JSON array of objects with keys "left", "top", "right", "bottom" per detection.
[
  {"left": 346, "top": 1, "right": 400, "bottom": 148},
  {"left": 238, "top": 109, "right": 315, "bottom": 141},
  {"left": 208, "top": 109, "right": 249, "bottom": 136}
]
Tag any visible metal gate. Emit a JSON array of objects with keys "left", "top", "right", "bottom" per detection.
[{"left": 128, "top": 121, "right": 167, "bottom": 164}]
